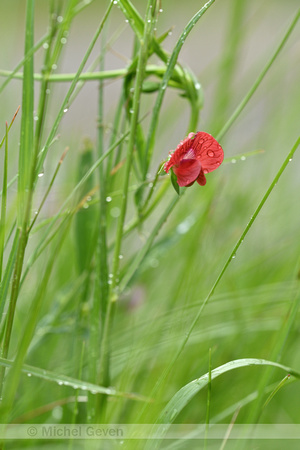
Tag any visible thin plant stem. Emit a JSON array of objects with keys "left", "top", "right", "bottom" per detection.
[
  {"left": 216, "top": 7, "right": 300, "bottom": 141},
  {"left": 97, "top": 0, "right": 157, "bottom": 402},
  {"left": 143, "top": 0, "right": 216, "bottom": 178},
  {"left": 139, "top": 134, "right": 300, "bottom": 421}
]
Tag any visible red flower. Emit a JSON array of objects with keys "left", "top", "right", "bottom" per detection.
[{"left": 164, "top": 132, "right": 224, "bottom": 187}]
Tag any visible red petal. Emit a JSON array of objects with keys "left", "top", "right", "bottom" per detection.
[
  {"left": 164, "top": 135, "right": 196, "bottom": 173},
  {"left": 196, "top": 169, "right": 207, "bottom": 186},
  {"left": 192, "top": 132, "right": 224, "bottom": 173},
  {"left": 173, "top": 158, "right": 201, "bottom": 187}
]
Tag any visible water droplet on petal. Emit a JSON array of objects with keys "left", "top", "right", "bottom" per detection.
[{"left": 207, "top": 150, "right": 215, "bottom": 157}]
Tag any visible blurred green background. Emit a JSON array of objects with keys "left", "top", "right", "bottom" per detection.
[{"left": 0, "top": 0, "right": 300, "bottom": 447}]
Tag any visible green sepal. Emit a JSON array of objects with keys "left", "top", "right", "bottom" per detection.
[{"left": 170, "top": 169, "right": 180, "bottom": 195}]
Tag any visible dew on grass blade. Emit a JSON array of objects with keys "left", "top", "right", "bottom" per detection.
[
  {"left": 57, "top": 15, "right": 63, "bottom": 23},
  {"left": 106, "top": 196, "right": 112, "bottom": 202},
  {"left": 60, "top": 37, "right": 67, "bottom": 45},
  {"left": 231, "top": 158, "right": 237, "bottom": 164},
  {"left": 110, "top": 207, "right": 120, "bottom": 218}
]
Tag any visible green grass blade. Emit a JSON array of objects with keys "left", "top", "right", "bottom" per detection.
[
  {"left": 0, "top": 357, "right": 149, "bottom": 402},
  {"left": 35, "top": 0, "right": 114, "bottom": 179},
  {"left": 0, "top": 123, "right": 8, "bottom": 280},
  {"left": 18, "top": 0, "right": 35, "bottom": 224},
  {"left": 140, "top": 134, "right": 300, "bottom": 420},
  {"left": 0, "top": 230, "right": 19, "bottom": 336},
  {"left": 0, "top": 0, "right": 35, "bottom": 397},
  {"left": 216, "top": 7, "right": 300, "bottom": 141},
  {"left": 144, "top": 0, "right": 216, "bottom": 177},
  {"left": 119, "top": 194, "right": 179, "bottom": 293},
  {"left": 148, "top": 358, "right": 300, "bottom": 444}
]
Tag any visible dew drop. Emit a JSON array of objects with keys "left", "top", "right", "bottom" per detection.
[
  {"left": 63, "top": 107, "right": 69, "bottom": 113},
  {"left": 106, "top": 196, "right": 112, "bottom": 202},
  {"left": 147, "top": 19, "right": 151, "bottom": 23},
  {"left": 43, "top": 42, "right": 49, "bottom": 50},
  {"left": 231, "top": 158, "right": 237, "bottom": 164},
  {"left": 125, "top": 19, "right": 129, "bottom": 23},
  {"left": 110, "top": 207, "right": 120, "bottom": 218},
  {"left": 195, "top": 82, "right": 201, "bottom": 90},
  {"left": 113, "top": 0, "right": 117, "bottom": 3},
  {"left": 119, "top": 254, "right": 123, "bottom": 260},
  {"left": 38, "top": 171, "right": 44, "bottom": 178},
  {"left": 52, "top": 63, "right": 57, "bottom": 70},
  {"left": 159, "top": 8, "right": 163, "bottom": 12},
  {"left": 27, "top": 373, "right": 32, "bottom": 377},
  {"left": 129, "top": 109, "right": 134, "bottom": 114},
  {"left": 60, "top": 37, "right": 67, "bottom": 45},
  {"left": 58, "top": 381, "right": 63, "bottom": 385},
  {"left": 108, "top": 280, "right": 112, "bottom": 285},
  {"left": 168, "top": 31, "right": 172, "bottom": 36},
  {"left": 207, "top": 150, "right": 215, "bottom": 157},
  {"left": 57, "top": 15, "right": 63, "bottom": 23},
  {"left": 232, "top": 254, "right": 236, "bottom": 259},
  {"left": 46, "top": 88, "right": 50, "bottom": 95},
  {"left": 34, "top": 115, "right": 39, "bottom": 121},
  {"left": 241, "top": 156, "right": 246, "bottom": 161},
  {"left": 83, "top": 203, "right": 89, "bottom": 209},
  {"left": 289, "top": 158, "right": 293, "bottom": 162}
]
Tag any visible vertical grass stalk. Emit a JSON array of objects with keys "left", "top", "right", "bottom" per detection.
[{"left": 97, "top": 0, "right": 157, "bottom": 411}]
